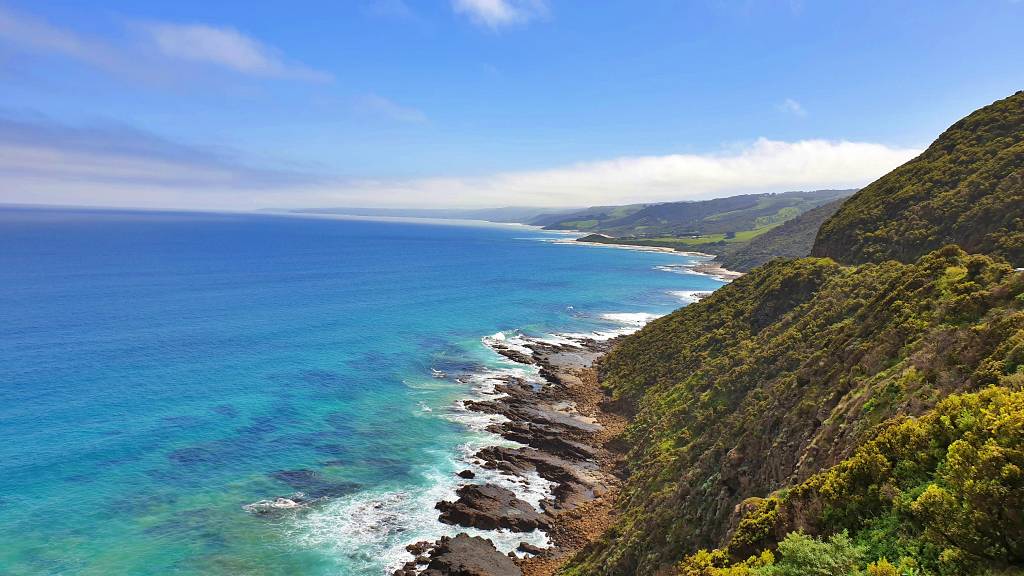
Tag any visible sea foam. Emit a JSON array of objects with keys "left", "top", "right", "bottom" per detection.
[{"left": 669, "top": 290, "right": 712, "bottom": 304}]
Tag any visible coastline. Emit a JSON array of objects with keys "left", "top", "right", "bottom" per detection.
[
  {"left": 392, "top": 328, "right": 637, "bottom": 576},
  {"left": 390, "top": 283, "right": 706, "bottom": 575},
  {"left": 688, "top": 261, "right": 744, "bottom": 282},
  {"left": 540, "top": 236, "right": 745, "bottom": 281},
  {"left": 230, "top": 224, "right": 730, "bottom": 576},
  {"left": 388, "top": 243, "right": 730, "bottom": 575}
]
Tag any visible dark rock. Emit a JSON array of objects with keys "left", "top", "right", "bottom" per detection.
[
  {"left": 406, "top": 540, "right": 432, "bottom": 556},
  {"left": 490, "top": 345, "right": 534, "bottom": 365},
  {"left": 436, "top": 484, "right": 547, "bottom": 532},
  {"left": 517, "top": 542, "right": 546, "bottom": 556},
  {"left": 473, "top": 446, "right": 602, "bottom": 510},
  {"left": 420, "top": 534, "right": 522, "bottom": 576},
  {"left": 497, "top": 422, "right": 597, "bottom": 460},
  {"left": 457, "top": 470, "right": 476, "bottom": 479}
]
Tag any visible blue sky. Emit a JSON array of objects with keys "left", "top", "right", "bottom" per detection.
[{"left": 0, "top": 0, "right": 1021, "bottom": 209}]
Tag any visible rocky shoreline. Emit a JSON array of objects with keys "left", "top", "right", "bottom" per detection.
[
  {"left": 689, "top": 261, "right": 744, "bottom": 282},
  {"left": 392, "top": 332, "right": 630, "bottom": 576}
]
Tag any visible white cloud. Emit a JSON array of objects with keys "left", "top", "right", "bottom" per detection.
[
  {"left": 0, "top": 113, "right": 921, "bottom": 210},
  {"left": 0, "top": 116, "right": 922, "bottom": 211},
  {"left": 282, "top": 138, "right": 919, "bottom": 209},
  {"left": 780, "top": 98, "right": 807, "bottom": 117},
  {"left": 0, "top": 6, "right": 329, "bottom": 83},
  {"left": 139, "top": 22, "right": 331, "bottom": 82},
  {"left": 0, "top": 6, "right": 120, "bottom": 71},
  {"left": 452, "top": 0, "right": 548, "bottom": 27},
  {"left": 354, "top": 94, "right": 428, "bottom": 123}
]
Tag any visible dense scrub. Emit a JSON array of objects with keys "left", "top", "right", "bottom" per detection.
[
  {"left": 565, "top": 248, "right": 1024, "bottom": 575},
  {"left": 688, "top": 382, "right": 1024, "bottom": 576},
  {"left": 813, "top": 91, "right": 1024, "bottom": 266},
  {"left": 561, "top": 91, "right": 1024, "bottom": 576}
]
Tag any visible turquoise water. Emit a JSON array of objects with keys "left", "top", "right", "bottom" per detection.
[{"left": 0, "top": 207, "right": 722, "bottom": 575}]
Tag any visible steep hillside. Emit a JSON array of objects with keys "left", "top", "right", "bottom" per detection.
[
  {"left": 566, "top": 250, "right": 1022, "bottom": 576},
  {"left": 542, "top": 190, "right": 851, "bottom": 237},
  {"left": 813, "top": 91, "right": 1024, "bottom": 266},
  {"left": 714, "top": 199, "right": 845, "bottom": 272},
  {"left": 561, "top": 92, "right": 1024, "bottom": 576}
]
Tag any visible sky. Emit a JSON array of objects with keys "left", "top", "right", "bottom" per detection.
[{"left": 0, "top": 0, "right": 1021, "bottom": 210}]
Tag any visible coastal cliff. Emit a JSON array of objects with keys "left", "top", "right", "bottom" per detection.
[
  {"left": 395, "top": 91, "right": 1024, "bottom": 576},
  {"left": 560, "top": 92, "right": 1024, "bottom": 575}
]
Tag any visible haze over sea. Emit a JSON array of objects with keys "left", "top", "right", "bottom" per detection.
[{"left": 0, "top": 207, "right": 722, "bottom": 575}]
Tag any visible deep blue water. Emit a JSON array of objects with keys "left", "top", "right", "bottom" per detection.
[{"left": 0, "top": 207, "right": 722, "bottom": 575}]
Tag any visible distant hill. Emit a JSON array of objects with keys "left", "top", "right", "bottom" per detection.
[
  {"left": 540, "top": 189, "right": 853, "bottom": 237},
  {"left": 285, "top": 188, "right": 863, "bottom": 271},
  {"left": 713, "top": 198, "right": 846, "bottom": 271},
  {"left": 563, "top": 189, "right": 855, "bottom": 268},
  {"left": 813, "top": 90, "right": 1024, "bottom": 265},
  {"left": 284, "top": 205, "right": 579, "bottom": 224},
  {"left": 527, "top": 203, "right": 648, "bottom": 228}
]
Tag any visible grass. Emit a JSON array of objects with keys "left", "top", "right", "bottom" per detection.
[
  {"left": 623, "top": 225, "right": 781, "bottom": 246},
  {"left": 578, "top": 225, "right": 782, "bottom": 252},
  {"left": 562, "top": 219, "right": 600, "bottom": 229}
]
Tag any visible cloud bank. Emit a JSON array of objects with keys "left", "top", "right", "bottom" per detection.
[
  {"left": 0, "top": 114, "right": 921, "bottom": 210},
  {"left": 288, "top": 139, "right": 919, "bottom": 208}
]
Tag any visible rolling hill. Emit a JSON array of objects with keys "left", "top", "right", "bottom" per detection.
[{"left": 538, "top": 189, "right": 853, "bottom": 238}]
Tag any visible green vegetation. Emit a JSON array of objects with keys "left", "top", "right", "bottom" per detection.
[
  {"left": 564, "top": 190, "right": 852, "bottom": 265},
  {"left": 813, "top": 91, "right": 1024, "bottom": 266},
  {"left": 705, "top": 384, "right": 1024, "bottom": 576},
  {"left": 565, "top": 248, "right": 1024, "bottom": 576},
  {"left": 561, "top": 219, "right": 601, "bottom": 229},
  {"left": 560, "top": 92, "right": 1024, "bottom": 576},
  {"left": 541, "top": 189, "right": 852, "bottom": 238},
  {"left": 716, "top": 199, "right": 846, "bottom": 271},
  {"left": 577, "top": 226, "right": 780, "bottom": 251},
  {"left": 565, "top": 247, "right": 1024, "bottom": 576}
]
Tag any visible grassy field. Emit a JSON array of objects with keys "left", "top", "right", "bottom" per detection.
[{"left": 579, "top": 224, "right": 781, "bottom": 251}]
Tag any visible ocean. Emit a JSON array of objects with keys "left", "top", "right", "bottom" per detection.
[{"left": 0, "top": 207, "right": 723, "bottom": 575}]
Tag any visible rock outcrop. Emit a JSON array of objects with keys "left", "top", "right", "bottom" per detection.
[
  {"left": 394, "top": 534, "right": 522, "bottom": 576},
  {"left": 436, "top": 484, "right": 548, "bottom": 532}
]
